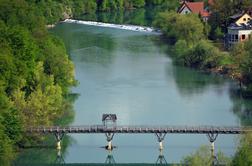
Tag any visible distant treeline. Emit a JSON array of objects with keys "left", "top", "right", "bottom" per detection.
[{"left": 24, "top": 0, "right": 179, "bottom": 24}]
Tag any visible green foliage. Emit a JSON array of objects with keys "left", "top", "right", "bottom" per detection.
[
  {"left": 0, "top": 125, "right": 13, "bottom": 166},
  {"left": 230, "top": 39, "right": 252, "bottom": 93},
  {"left": 131, "top": 0, "right": 145, "bottom": 8},
  {"left": 97, "top": 0, "right": 145, "bottom": 11},
  {"left": 0, "top": 21, "right": 40, "bottom": 95},
  {"left": 182, "top": 146, "right": 212, "bottom": 166},
  {"left": 232, "top": 134, "right": 252, "bottom": 166},
  {"left": 174, "top": 39, "right": 229, "bottom": 70},
  {"left": 154, "top": 12, "right": 205, "bottom": 44},
  {"left": 214, "top": 26, "right": 224, "bottom": 40},
  {"left": 145, "top": 0, "right": 166, "bottom": 6},
  {"left": 71, "top": 0, "right": 97, "bottom": 16},
  {"left": 182, "top": 145, "right": 231, "bottom": 166},
  {"left": 0, "top": 86, "right": 17, "bottom": 165},
  {"left": 12, "top": 62, "right": 63, "bottom": 127},
  {"left": 154, "top": 11, "right": 224, "bottom": 70},
  {"left": 123, "top": 0, "right": 145, "bottom": 9},
  {"left": 38, "top": 35, "right": 76, "bottom": 94},
  {"left": 0, "top": 0, "right": 79, "bottom": 162},
  {"left": 188, "top": 40, "right": 223, "bottom": 69}
]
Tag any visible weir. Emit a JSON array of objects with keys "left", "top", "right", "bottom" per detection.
[{"left": 63, "top": 19, "right": 159, "bottom": 33}]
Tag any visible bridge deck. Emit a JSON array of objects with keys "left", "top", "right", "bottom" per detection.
[{"left": 27, "top": 125, "right": 250, "bottom": 134}]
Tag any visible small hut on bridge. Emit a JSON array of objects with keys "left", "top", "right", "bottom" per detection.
[{"left": 102, "top": 114, "right": 117, "bottom": 128}]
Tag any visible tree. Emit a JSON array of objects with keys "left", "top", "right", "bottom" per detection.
[
  {"left": 12, "top": 62, "right": 63, "bottom": 127},
  {"left": 0, "top": 85, "right": 19, "bottom": 165},
  {"left": 232, "top": 134, "right": 252, "bottom": 166},
  {"left": 182, "top": 145, "right": 231, "bottom": 166},
  {"left": 231, "top": 39, "right": 252, "bottom": 93},
  {"left": 39, "top": 36, "right": 76, "bottom": 94},
  {"left": 154, "top": 12, "right": 205, "bottom": 44}
]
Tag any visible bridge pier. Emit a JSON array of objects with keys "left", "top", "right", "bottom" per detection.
[
  {"left": 55, "top": 148, "right": 65, "bottom": 164},
  {"left": 207, "top": 133, "right": 218, "bottom": 164},
  {"left": 105, "top": 133, "right": 115, "bottom": 150},
  {"left": 155, "top": 133, "right": 166, "bottom": 150},
  {"left": 156, "top": 149, "right": 167, "bottom": 164},
  {"left": 54, "top": 132, "right": 64, "bottom": 150},
  {"left": 105, "top": 149, "right": 116, "bottom": 164}
]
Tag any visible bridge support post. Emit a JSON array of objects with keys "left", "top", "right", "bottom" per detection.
[
  {"left": 156, "top": 148, "right": 167, "bottom": 164},
  {"left": 155, "top": 133, "right": 166, "bottom": 151},
  {"left": 207, "top": 133, "right": 218, "bottom": 165},
  {"left": 55, "top": 148, "right": 65, "bottom": 164},
  {"left": 105, "top": 149, "right": 116, "bottom": 164},
  {"left": 55, "top": 132, "right": 64, "bottom": 150},
  {"left": 105, "top": 133, "right": 114, "bottom": 150}
]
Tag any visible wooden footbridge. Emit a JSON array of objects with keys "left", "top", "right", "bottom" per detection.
[
  {"left": 27, "top": 125, "right": 245, "bottom": 135},
  {"left": 26, "top": 114, "right": 252, "bottom": 156}
]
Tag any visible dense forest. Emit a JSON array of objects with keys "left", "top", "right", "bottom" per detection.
[{"left": 0, "top": 0, "right": 78, "bottom": 165}]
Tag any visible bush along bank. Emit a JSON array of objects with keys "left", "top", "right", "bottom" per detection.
[{"left": 153, "top": 11, "right": 252, "bottom": 97}]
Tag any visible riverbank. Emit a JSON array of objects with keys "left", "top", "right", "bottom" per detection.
[{"left": 153, "top": 12, "right": 252, "bottom": 97}]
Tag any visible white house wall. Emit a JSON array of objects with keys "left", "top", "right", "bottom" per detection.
[{"left": 180, "top": 6, "right": 191, "bottom": 14}]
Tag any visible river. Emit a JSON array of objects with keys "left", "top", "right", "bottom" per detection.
[{"left": 15, "top": 13, "right": 252, "bottom": 165}]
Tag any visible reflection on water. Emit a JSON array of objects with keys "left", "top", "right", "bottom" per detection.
[
  {"left": 155, "top": 150, "right": 167, "bottom": 165},
  {"left": 105, "top": 150, "right": 116, "bottom": 165},
  {"left": 55, "top": 149, "right": 65, "bottom": 164},
  {"left": 230, "top": 87, "right": 252, "bottom": 126},
  {"left": 16, "top": 147, "right": 225, "bottom": 165},
  {"left": 170, "top": 65, "right": 227, "bottom": 96}
]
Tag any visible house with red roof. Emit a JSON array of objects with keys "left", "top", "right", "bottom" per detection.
[
  {"left": 177, "top": 1, "right": 211, "bottom": 22},
  {"left": 226, "top": 12, "right": 252, "bottom": 48}
]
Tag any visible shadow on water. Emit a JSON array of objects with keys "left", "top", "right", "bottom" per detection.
[
  {"left": 119, "top": 35, "right": 160, "bottom": 55},
  {"left": 229, "top": 87, "right": 252, "bottom": 126},
  {"left": 170, "top": 65, "right": 227, "bottom": 96},
  {"left": 13, "top": 135, "right": 74, "bottom": 165},
  {"left": 14, "top": 147, "right": 225, "bottom": 166},
  {"left": 14, "top": 149, "right": 174, "bottom": 166},
  {"left": 51, "top": 23, "right": 116, "bottom": 66},
  {"left": 55, "top": 93, "right": 79, "bottom": 126}
]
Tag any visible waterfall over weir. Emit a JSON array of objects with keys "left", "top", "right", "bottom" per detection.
[{"left": 63, "top": 19, "right": 159, "bottom": 33}]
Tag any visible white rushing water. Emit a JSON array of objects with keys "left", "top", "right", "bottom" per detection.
[{"left": 63, "top": 19, "right": 159, "bottom": 33}]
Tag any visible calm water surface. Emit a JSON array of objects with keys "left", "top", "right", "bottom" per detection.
[{"left": 17, "top": 22, "right": 247, "bottom": 164}]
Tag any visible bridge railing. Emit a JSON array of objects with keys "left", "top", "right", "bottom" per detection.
[{"left": 26, "top": 125, "right": 252, "bottom": 134}]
